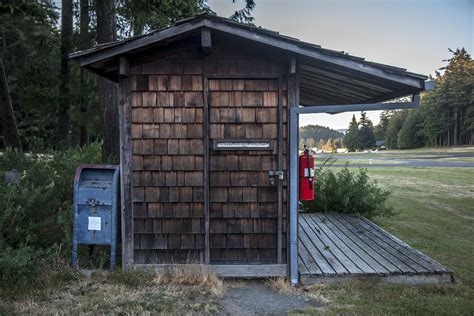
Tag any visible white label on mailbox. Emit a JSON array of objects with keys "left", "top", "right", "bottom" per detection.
[{"left": 88, "top": 217, "right": 101, "bottom": 231}]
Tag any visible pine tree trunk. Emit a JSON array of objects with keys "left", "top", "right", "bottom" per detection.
[
  {"left": 0, "top": 58, "right": 22, "bottom": 150},
  {"left": 56, "top": 0, "right": 73, "bottom": 148},
  {"left": 447, "top": 127, "right": 451, "bottom": 147},
  {"left": 79, "top": 0, "right": 90, "bottom": 147},
  {"left": 453, "top": 110, "right": 458, "bottom": 146},
  {"left": 96, "top": 0, "right": 119, "bottom": 162},
  {"left": 133, "top": 19, "right": 144, "bottom": 37},
  {"left": 79, "top": 68, "right": 89, "bottom": 146}
]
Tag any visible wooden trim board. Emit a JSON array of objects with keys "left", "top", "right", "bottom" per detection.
[
  {"left": 134, "top": 264, "right": 288, "bottom": 278},
  {"left": 300, "top": 273, "right": 453, "bottom": 285}
]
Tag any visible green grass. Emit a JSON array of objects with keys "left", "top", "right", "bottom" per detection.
[
  {"left": 316, "top": 146, "right": 474, "bottom": 167},
  {"left": 298, "top": 166, "right": 474, "bottom": 315}
]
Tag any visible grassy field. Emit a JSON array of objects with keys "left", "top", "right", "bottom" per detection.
[
  {"left": 1, "top": 148, "right": 473, "bottom": 314},
  {"left": 299, "top": 166, "right": 474, "bottom": 315}
]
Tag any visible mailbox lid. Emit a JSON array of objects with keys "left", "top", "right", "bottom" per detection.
[
  {"left": 74, "top": 164, "right": 119, "bottom": 204},
  {"left": 74, "top": 164, "right": 118, "bottom": 186}
]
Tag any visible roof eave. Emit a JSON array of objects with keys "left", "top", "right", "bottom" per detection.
[
  {"left": 70, "top": 19, "right": 207, "bottom": 67},
  {"left": 70, "top": 15, "right": 427, "bottom": 91}
]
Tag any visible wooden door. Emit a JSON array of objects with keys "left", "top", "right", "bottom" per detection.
[{"left": 208, "top": 78, "right": 281, "bottom": 264}]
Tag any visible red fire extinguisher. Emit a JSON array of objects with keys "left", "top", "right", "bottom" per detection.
[{"left": 299, "top": 145, "right": 315, "bottom": 201}]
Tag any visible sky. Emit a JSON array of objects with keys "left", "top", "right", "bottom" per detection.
[{"left": 207, "top": 0, "right": 473, "bottom": 129}]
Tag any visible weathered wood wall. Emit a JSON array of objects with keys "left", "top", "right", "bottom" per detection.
[{"left": 127, "top": 38, "right": 288, "bottom": 264}]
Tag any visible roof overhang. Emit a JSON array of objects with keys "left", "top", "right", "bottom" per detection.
[{"left": 70, "top": 14, "right": 428, "bottom": 105}]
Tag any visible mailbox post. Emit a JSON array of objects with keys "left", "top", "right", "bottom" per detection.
[{"left": 71, "top": 164, "right": 120, "bottom": 271}]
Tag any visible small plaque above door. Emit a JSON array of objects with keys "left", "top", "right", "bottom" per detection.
[{"left": 213, "top": 139, "right": 273, "bottom": 151}]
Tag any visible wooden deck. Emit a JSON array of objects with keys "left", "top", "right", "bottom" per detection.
[{"left": 298, "top": 213, "right": 453, "bottom": 284}]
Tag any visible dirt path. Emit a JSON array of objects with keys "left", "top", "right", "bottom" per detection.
[{"left": 218, "top": 280, "right": 322, "bottom": 315}]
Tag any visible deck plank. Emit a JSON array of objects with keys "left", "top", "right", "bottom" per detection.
[
  {"left": 299, "top": 226, "right": 339, "bottom": 275},
  {"left": 351, "top": 217, "right": 437, "bottom": 273},
  {"left": 301, "top": 215, "right": 363, "bottom": 275},
  {"left": 319, "top": 214, "right": 391, "bottom": 274},
  {"left": 299, "top": 220, "right": 343, "bottom": 274},
  {"left": 332, "top": 214, "right": 419, "bottom": 274},
  {"left": 298, "top": 240, "right": 321, "bottom": 275},
  {"left": 361, "top": 218, "right": 450, "bottom": 273},
  {"left": 308, "top": 214, "right": 377, "bottom": 274},
  {"left": 298, "top": 253, "right": 310, "bottom": 275},
  {"left": 326, "top": 214, "right": 401, "bottom": 273}
]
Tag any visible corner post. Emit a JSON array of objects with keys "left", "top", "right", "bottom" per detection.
[
  {"left": 118, "top": 56, "right": 133, "bottom": 271},
  {"left": 288, "top": 56, "right": 300, "bottom": 286}
]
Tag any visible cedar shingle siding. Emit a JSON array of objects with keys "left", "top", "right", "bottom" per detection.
[{"left": 130, "top": 44, "right": 288, "bottom": 264}]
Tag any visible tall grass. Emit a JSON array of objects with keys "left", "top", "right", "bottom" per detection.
[{"left": 155, "top": 265, "right": 224, "bottom": 296}]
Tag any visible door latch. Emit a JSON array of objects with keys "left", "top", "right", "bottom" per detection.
[{"left": 268, "top": 170, "right": 284, "bottom": 185}]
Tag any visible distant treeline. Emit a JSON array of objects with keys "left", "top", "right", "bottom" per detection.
[
  {"left": 299, "top": 124, "right": 344, "bottom": 148},
  {"left": 376, "top": 48, "right": 473, "bottom": 149}
]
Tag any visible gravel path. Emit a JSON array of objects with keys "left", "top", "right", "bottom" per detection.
[{"left": 218, "top": 280, "right": 321, "bottom": 315}]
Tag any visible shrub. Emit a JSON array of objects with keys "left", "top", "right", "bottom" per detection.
[
  {"left": 0, "top": 143, "right": 102, "bottom": 286},
  {"left": 302, "top": 163, "right": 393, "bottom": 218},
  {"left": 0, "top": 244, "right": 41, "bottom": 285}
]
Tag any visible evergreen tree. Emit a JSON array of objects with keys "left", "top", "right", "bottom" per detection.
[
  {"left": 398, "top": 110, "right": 424, "bottom": 149},
  {"left": 116, "top": 0, "right": 206, "bottom": 37},
  {"left": 420, "top": 48, "right": 473, "bottom": 146},
  {"left": 56, "top": 0, "right": 73, "bottom": 148},
  {"left": 0, "top": 0, "right": 259, "bottom": 151},
  {"left": 0, "top": 0, "right": 60, "bottom": 150},
  {"left": 357, "top": 111, "right": 376, "bottom": 149},
  {"left": 344, "top": 114, "right": 359, "bottom": 151},
  {"left": 384, "top": 110, "right": 409, "bottom": 149},
  {"left": 374, "top": 110, "right": 391, "bottom": 140},
  {"left": 96, "top": 0, "right": 119, "bottom": 162}
]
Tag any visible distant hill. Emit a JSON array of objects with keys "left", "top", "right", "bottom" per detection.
[{"left": 299, "top": 124, "right": 344, "bottom": 142}]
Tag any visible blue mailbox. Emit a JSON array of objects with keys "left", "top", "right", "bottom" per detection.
[{"left": 71, "top": 164, "right": 120, "bottom": 271}]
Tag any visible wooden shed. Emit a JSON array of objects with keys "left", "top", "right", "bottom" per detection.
[{"left": 71, "top": 14, "right": 427, "bottom": 279}]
